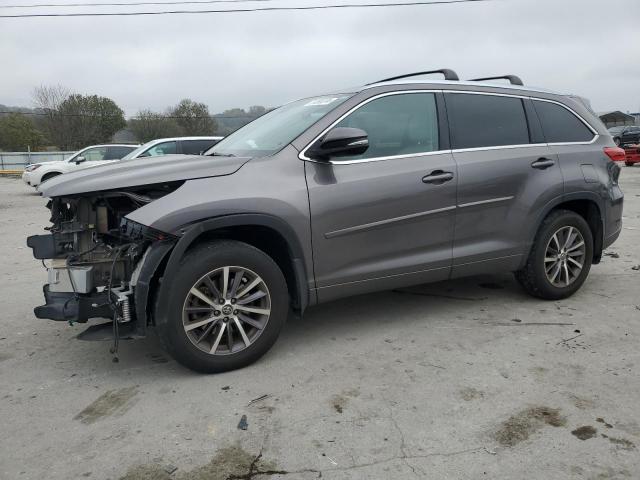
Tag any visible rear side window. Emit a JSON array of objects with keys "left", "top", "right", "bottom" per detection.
[
  {"left": 105, "top": 146, "right": 135, "bottom": 160},
  {"left": 446, "top": 93, "right": 530, "bottom": 149},
  {"left": 532, "top": 100, "right": 594, "bottom": 143},
  {"left": 182, "top": 139, "right": 218, "bottom": 155},
  {"left": 333, "top": 92, "right": 439, "bottom": 160}
]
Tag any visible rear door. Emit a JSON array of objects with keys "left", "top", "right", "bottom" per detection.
[
  {"left": 305, "top": 91, "right": 458, "bottom": 302},
  {"left": 445, "top": 91, "right": 563, "bottom": 277}
]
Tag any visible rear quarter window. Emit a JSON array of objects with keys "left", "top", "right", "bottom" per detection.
[
  {"left": 532, "top": 100, "right": 595, "bottom": 143},
  {"left": 446, "top": 93, "right": 530, "bottom": 149}
]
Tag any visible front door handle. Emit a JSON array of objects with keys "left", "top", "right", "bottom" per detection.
[
  {"left": 422, "top": 170, "right": 454, "bottom": 184},
  {"left": 531, "top": 158, "right": 555, "bottom": 170}
]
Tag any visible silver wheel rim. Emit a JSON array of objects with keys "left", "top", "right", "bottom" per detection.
[
  {"left": 182, "top": 266, "right": 271, "bottom": 355},
  {"left": 544, "top": 226, "right": 586, "bottom": 288}
]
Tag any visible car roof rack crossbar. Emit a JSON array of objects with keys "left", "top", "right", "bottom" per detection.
[
  {"left": 368, "top": 68, "right": 460, "bottom": 85},
  {"left": 469, "top": 74, "right": 524, "bottom": 86}
]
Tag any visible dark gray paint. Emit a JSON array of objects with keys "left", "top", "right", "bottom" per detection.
[{"left": 37, "top": 80, "right": 623, "bottom": 307}]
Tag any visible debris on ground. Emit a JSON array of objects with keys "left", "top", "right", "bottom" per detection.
[
  {"left": 596, "top": 417, "right": 613, "bottom": 428},
  {"left": 247, "top": 394, "right": 270, "bottom": 407},
  {"left": 604, "top": 251, "right": 620, "bottom": 258},
  {"left": 163, "top": 464, "right": 177, "bottom": 475},
  {"left": 494, "top": 406, "right": 566, "bottom": 447},
  {"left": 632, "top": 265, "right": 640, "bottom": 271},
  {"left": 237, "top": 415, "right": 248, "bottom": 430},
  {"left": 571, "top": 425, "right": 597, "bottom": 440}
]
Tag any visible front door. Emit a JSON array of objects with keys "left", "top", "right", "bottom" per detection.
[{"left": 304, "top": 91, "right": 457, "bottom": 302}]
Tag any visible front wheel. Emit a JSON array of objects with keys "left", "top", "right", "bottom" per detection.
[
  {"left": 515, "top": 210, "right": 593, "bottom": 300},
  {"left": 625, "top": 162, "right": 634, "bottom": 167},
  {"left": 156, "top": 240, "right": 289, "bottom": 373}
]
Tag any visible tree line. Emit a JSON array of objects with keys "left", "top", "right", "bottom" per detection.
[{"left": 0, "top": 85, "right": 269, "bottom": 151}]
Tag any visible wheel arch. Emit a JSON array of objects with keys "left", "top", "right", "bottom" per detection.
[
  {"left": 529, "top": 193, "right": 604, "bottom": 264},
  {"left": 152, "top": 214, "right": 311, "bottom": 327},
  {"left": 40, "top": 171, "right": 63, "bottom": 183}
]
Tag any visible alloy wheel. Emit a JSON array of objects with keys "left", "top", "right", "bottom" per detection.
[
  {"left": 544, "top": 226, "right": 586, "bottom": 288},
  {"left": 182, "top": 266, "right": 271, "bottom": 355}
]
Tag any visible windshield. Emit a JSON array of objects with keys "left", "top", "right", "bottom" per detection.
[
  {"left": 608, "top": 126, "right": 625, "bottom": 134},
  {"left": 122, "top": 141, "right": 157, "bottom": 160},
  {"left": 205, "top": 94, "right": 353, "bottom": 157}
]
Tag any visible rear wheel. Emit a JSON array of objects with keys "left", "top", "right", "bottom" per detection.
[
  {"left": 515, "top": 210, "right": 593, "bottom": 300},
  {"left": 625, "top": 162, "right": 634, "bottom": 167},
  {"left": 156, "top": 240, "right": 289, "bottom": 373}
]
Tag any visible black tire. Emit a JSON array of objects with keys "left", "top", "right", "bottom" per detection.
[
  {"left": 40, "top": 172, "right": 61, "bottom": 183},
  {"left": 156, "top": 240, "right": 289, "bottom": 373},
  {"left": 625, "top": 162, "right": 634, "bottom": 167},
  {"left": 515, "top": 210, "right": 593, "bottom": 300}
]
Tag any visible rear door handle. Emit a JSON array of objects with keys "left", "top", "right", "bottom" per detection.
[
  {"left": 531, "top": 158, "right": 555, "bottom": 170},
  {"left": 422, "top": 170, "right": 454, "bottom": 184}
]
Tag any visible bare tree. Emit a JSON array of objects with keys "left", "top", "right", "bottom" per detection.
[{"left": 32, "top": 85, "right": 71, "bottom": 148}]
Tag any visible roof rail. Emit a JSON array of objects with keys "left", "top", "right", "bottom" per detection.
[
  {"left": 469, "top": 75, "right": 524, "bottom": 86},
  {"left": 368, "top": 68, "right": 459, "bottom": 85}
]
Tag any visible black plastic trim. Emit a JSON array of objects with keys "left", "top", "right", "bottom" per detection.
[
  {"left": 154, "top": 214, "right": 310, "bottom": 326},
  {"left": 369, "top": 68, "right": 459, "bottom": 84},
  {"left": 34, "top": 285, "right": 112, "bottom": 322}
]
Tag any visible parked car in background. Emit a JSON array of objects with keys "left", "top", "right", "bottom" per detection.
[
  {"left": 609, "top": 125, "right": 640, "bottom": 147},
  {"left": 121, "top": 136, "right": 223, "bottom": 161},
  {"left": 22, "top": 144, "right": 139, "bottom": 187}
]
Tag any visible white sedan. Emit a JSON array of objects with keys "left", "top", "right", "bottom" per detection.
[{"left": 22, "top": 144, "right": 138, "bottom": 187}]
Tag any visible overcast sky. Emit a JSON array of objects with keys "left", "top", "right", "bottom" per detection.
[{"left": 1, "top": 0, "right": 639, "bottom": 116}]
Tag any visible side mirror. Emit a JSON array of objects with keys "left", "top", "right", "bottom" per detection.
[
  {"left": 307, "top": 127, "right": 369, "bottom": 161},
  {"left": 75, "top": 156, "right": 86, "bottom": 165}
]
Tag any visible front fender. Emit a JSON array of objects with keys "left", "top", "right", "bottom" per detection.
[{"left": 153, "top": 214, "right": 312, "bottom": 327}]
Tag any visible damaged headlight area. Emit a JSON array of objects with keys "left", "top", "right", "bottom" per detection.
[{"left": 27, "top": 182, "right": 182, "bottom": 339}]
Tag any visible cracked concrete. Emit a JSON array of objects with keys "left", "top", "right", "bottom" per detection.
[{"left": 1, "top": 168, "right": 640, "bottom": 479}]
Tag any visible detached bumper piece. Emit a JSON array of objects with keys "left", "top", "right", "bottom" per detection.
[{"left": 34, "top": 285, "right": 112, "bottom": 323}]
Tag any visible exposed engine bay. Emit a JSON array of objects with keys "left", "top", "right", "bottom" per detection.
[{"left": 27, "top": 182, "right": 181, "bottom": 335}]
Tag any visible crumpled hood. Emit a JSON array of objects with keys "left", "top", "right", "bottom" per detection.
[{"left": 37, "top": 154, "right": 252, "bottom": 198}]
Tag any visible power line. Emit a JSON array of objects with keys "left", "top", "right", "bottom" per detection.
[
  {"left": 0, "top": 0, "right": 490, "bottom": 18},
  {"left": 0, "top": 110, "right": 259, "bottom": 120},
  {"left": 0, "top": 0, "right": 274, "bottom": 9}
]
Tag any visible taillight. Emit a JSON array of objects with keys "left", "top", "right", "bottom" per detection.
[{"left": 604, "top": 147, "right": 626, "bottom": 162}]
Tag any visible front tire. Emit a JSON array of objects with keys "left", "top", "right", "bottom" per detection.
[
  {"left": 156, "top": 240, "right": 289, "bottom": 373},
  {"left": 515, "top": 210, "right": 593, "bottom": 300},
  {"left": 625, "top": 162, "right": 634, "bottom": 167}
]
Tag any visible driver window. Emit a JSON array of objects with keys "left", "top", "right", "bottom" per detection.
[
  {"left": 140, "top": 141, "right": 177, "bottom": 157},
  {"left": 81, "top": 147, "right": 108, "bottom": 161},
  {"left": 334, "top": 92, "right": 439, "bottom": 160}
]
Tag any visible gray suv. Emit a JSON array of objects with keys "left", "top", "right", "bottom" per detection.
[{"left": 28, "top": 69, "right": 624, "bottom": 373}]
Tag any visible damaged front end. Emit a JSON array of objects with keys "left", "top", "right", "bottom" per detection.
[{"left": 27, "top": 183, "right": 181, "bottom": 339}]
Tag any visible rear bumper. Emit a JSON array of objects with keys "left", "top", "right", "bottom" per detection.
[{"left": 603, "top": 184, "right": 624, "bottom": 249}]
